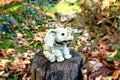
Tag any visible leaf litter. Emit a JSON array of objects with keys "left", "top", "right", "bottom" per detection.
[{"left": 0, "top": 0, "right": 120, "bottom": 80}]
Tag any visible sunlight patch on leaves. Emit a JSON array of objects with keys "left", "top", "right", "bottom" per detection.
[
  {"left": 101, "top": 0, "right": 116, "bottom": 10},
  {"left": 55, "top": 2, "right": 82, "bottom": 15}
]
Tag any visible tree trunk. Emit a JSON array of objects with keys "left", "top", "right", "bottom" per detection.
[{"left": 31, "top": 49, "right": 83, "bottom": 80}]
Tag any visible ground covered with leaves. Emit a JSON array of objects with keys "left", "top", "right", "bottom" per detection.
[{"left": 0, "top": 0, "right": 120, "bottom": 80}]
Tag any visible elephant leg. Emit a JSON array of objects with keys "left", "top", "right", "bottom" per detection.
[
  {"left": 55, "top": 49, "right": 65, "bottom": 62},
  {"left": 63, "top": 45, "right": 72, "bottom": 59},
  {"left": 43, "top": 51, "right": 56, "bottom": 62}
]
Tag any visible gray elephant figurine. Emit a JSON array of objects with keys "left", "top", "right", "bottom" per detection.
[{"left": 43, "top": 27, "right": 81, "bottom": 62}]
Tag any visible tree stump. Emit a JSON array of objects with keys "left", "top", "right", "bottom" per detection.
[{"left": 31, "top": 49, "right": 83, "bottom": 80}]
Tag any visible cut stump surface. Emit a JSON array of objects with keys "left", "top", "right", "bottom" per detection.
[{"left": 31, "top": 49, "right": 83, "bottom": 80}]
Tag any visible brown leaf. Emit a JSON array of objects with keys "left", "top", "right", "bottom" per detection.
[
  {"left": 112, "top": 70, "right": 120, "bottom": 80},
  {"left": 14, "top": 0, "right": 23, "bottom": 2},
  {"left": 0, "top": 66, "right": 5, "bottom": 70},
  {"left": 0, "top": 78, "right": 5, "bottom": 80},
  {"left": 0, "top": 49, "right": 7, "bottom": 57},
  {"left": 89, "top": 66, "right": 113, "bottom": 80}
]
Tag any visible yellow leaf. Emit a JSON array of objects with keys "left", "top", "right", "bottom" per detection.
[
  {"left": 23, "top": 59, "right": 31, "bottom": 64},
  {"left": 109, "top": 0, "right": 116, "bottom": 3},
  {"left": 0, "top": 59, "right": 11, "bottom": 66},
  {"left": 101, "top": 0, "right": 116, "bottom": 10},
  {"left": 85, "top": 0, "right": 93, "bottom": 7},
  {"left": 55, "top": 2, "right": 82, "bottom": 15},
  {"left": 6, "top": 48, "right": 15, "bottom": 55},
  {"left": 79, "top": 0, "right": 85, "bottom": 4},
  {"left": 101, "top": 0, "right": 110, "bottom": 10}
]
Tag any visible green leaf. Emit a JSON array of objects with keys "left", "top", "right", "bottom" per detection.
[
  {"left": 106, "top": 56, "right": 114, "bottom": 61},
  {"left": 104, "top": 77, "right": 112, "bottom": 80},
  {"left": 5, "top": 3, "right": 24, "bottom": 13},
  {"left": 2, "top": 40, "right": 13, "bottom": 49}
]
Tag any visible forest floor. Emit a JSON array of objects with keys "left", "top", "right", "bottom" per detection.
[{"left": 0, "top": 0, "right": 120, "bottom": 80}]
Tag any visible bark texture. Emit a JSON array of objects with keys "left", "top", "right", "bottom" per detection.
[{"left": 31, "top": 49, "right": 83, "bottom": 80}]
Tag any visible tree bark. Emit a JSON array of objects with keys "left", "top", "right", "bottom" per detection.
[{"left": 31, "top": 49, "right": 83, "bottom": 80}]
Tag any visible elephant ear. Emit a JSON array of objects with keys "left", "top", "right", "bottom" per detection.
[{"left": 44, "top": 29, "right": 56, "bottom": 47}]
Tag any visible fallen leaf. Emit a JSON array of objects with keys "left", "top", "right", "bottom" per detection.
[
  {"left": 0, "top": 49, "right": 7, "bottom": 57},
  {"left": 109, "top": 49, "right": 118, "bottom": 57},
  {"left": 0, "top": 71, "right": 5, "bottom": 76},
  {"left": 23, "top": 59, "right": 31, "bottom": 64},
  {"left": 23, "top": 52, "right": 29, "bottom": 58},
  {"left": 2, "top": 72, "right": 10, "bottom": 77},
  {"left": 45, "top": 11, "right": 56, "bottom": 18},
  {"left": 114, "top": 61, "right": 120, "bottom": 68},
  {"left": 6, "top": 48, "right": 15, "bottom": 55},
  {"left": 89, "top": 66, "right": 113, "bottom": 80},
  {"left": 0, "top": 0, "right": 13, "bottom": 5},
  {"left": 22, "top": 77, "right": 31, "bottom": 80},
  {"left": 0, "top": 66, "right": 5, "bottom": 70},
  {"left": 101, "top": 0, "right": 110, "bottom": 10},
  {"left": 104, "top": 76, "right": 112, "bottom": 80},
  {"left": 0, "top": 78, "right": 5, "bottom": 80},
  {"left": 112, "top": 70, "right": 120, "bottom": 80},
  {"left": 83, "top": 61, "right": 103, "bottom": 72},
  {"left": 0, "top": 59, "right": 11, "bottom": 66},
  {"left": 14, "top": 0, "right": 23, "bottom": 2},
  {"left": 16, "top": 31, "right": 23, "bottom": 38},
  {"left": 55, "top": 2, "right": 82, "bottom": 15},
  {"left": 95, "top": 75, "right": 102, "bottom": 80},
  {"left": 19, "top": 39, "right": 29, "bottom": 46}
]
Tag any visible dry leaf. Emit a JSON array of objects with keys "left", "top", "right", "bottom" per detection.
[
  {"left": 112, "top": 70, "right": 120, "bottom": 80},
  {"left": 16, "top": 32, "right": 23, "bottom": 38},
  {"left": 23, "top": 59, "right": 31, "bottom": 64},
  {"left": 0, "top": 59, "right": 11, "bottom": 66},
  {"left": 14, "top": 0, "right": 23, "bottom": 2},
  {"left": 0, "top": 66, "right": 5, "bottom": 70},
  {"left": 95, "top": 75, "right": 102, "bottom": 80},
  {"left": 0, "top": 71, "right": 5, "bottom": 76},
  {"left": 89, "top": 66, "right": 113, "bottom": 80},
  {"left": 23, "top": 52, "right": 29, "bottom": 58},
  {"left": 0, "top": 49, "right": 7, "bottom": 57},
  {"left": 3, "top": 72, "right": 10, "bottom": 77},
  {"left": 114, "top": 61, "right": 120, "bottom": 68},
  {"left": 6, "top": 48, "right": 15, "bottom": 55},
  {"left": 0, "top": 0, "right": 13, "bottom": 5},
  {"left": 0, "top": 78, "right": 5, "bottom": 80},
  {"left": 109, "top": 50, "right": 118, "bottom": 57},
  {"left": 46, "top": 11, "right": 56, "bottom": 18}
]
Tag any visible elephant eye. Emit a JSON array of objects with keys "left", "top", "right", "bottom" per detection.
[{"left": 61, "top": 33, "right": 65, "bottom": 36}]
